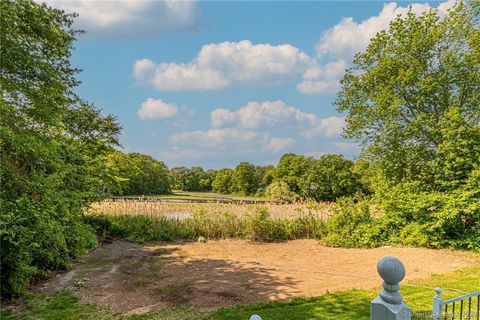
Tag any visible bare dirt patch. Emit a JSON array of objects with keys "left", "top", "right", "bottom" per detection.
[{"left": 35, "top": 239, "right": 479, "bottom": 314}]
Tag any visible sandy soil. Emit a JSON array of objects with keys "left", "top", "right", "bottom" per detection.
[{"left": 35, "top": 239, "right": 479, "bottom": 314}]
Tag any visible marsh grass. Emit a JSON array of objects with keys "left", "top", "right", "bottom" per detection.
[
  {"left": 88, "top": 199, "right": 331, "bottom": 220},
  {"left": 85, "top": 204, "right": 329, "bottom": 243}
]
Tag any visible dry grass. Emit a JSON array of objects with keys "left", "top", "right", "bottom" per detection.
[{"left": 88, "top": 199, "right": 332, "bottom": 220}]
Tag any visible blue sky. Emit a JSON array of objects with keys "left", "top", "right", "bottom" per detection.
[{"left": 44, "top": 0, "right": 451, "bottom": 169}]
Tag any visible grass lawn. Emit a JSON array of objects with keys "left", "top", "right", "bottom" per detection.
[{"left": 2, "top": 264, "right": 479, "bottom": 320}]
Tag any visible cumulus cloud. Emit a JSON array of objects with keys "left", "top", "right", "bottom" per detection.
[
  {"left": 303, "top": 116, "right": 345, "bottom": 139},
  {"left": 172, "top": 128, "right": 269, "bottom": 149},
  {"left": 300, "top": 0, "right": 455, "bottom": 95},
  {"left": 264, "top": 137, "right": 295, "bottom": 153},
  {"left": 316, "top": 1, "right": 454, "bottom": 60},
  {"left": 138, "top": 98, "right": 178, "bottom": 120},
  {"left": 211, "top": 100, "right": 316, "bottom": 129},
  {"left": 298, "top": 60, "right": 347, "bottom": 94},
  {"left": 133, "top": 40, "right": 314, "bottom": 91},
  {"left": 38, "top": 0, "right": 200, "bottom": 38}
]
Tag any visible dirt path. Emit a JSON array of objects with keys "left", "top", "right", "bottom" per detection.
[{"left": 36, "top": 240, "right": 478, "bottom": 314}]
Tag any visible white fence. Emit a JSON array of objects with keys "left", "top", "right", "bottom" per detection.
[{"left": 433, "top": 288, "right": 480, "bottom": 320}]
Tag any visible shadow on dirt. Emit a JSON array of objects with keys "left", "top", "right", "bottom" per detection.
[{"left": 35, "top": 241, "right": 300, "bottom": 313}]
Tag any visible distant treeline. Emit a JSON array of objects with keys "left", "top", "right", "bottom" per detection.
[{"left": 103, "top": 151, "right": 371, "bottom": 202}]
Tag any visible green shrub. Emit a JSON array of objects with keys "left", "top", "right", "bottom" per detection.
[
  {"left": 245, "top": 208, "right": 289, "bottom": 242},
  {"left": 266, "top": 181, "right": 298, "bottom": 203},
  {"left": 323, "top": 198, "right": 381, "bottom": 248}
]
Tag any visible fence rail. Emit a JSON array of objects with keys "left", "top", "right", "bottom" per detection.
[{"left": 433, "top": 288, "right": 480, "bottom": 320}]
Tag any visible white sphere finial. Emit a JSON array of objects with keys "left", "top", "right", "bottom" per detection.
[{"left": 250, "top": 315, "right": 262, "bottom": 320}]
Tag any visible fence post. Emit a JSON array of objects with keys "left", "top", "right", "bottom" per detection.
[
  {"left": 432, "top": 288, "right": 443, "bottom": 320},
  {"left": 371, "top": 256, "right": 412, "bottom": 320}
]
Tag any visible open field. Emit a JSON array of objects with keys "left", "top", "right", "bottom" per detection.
[{"left": 3, "top": 240, "right": 479, "bottom": 320}]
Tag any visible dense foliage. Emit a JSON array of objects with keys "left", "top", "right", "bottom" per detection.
[
  {"left": 331, "top": 1, "right": 480, "bottom": 251},
  {"left": 270, "top": 153, "right": 364, "bottom": 201},
  {"left": 0, "top": 0, "right": 121, "bottom": 297},
  {"left": 170, "top": 166, "right": 216, "bottom": 192},
  {"left": 104, "top": 152, "right": 171, "bottom": 195}
]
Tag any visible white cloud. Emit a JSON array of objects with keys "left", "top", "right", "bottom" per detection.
[
  {"left": 211, "top": 100, "right": 317, "bottom": 129},
  {"left": 297, "top": 79, "right": 341, "bottom": 95},
  {"left": 300, "top": 0, "right": 455, "bottom": 95},
  {"left": 172, "top": 128, "right": 269, "bottom": 149},
  {"left": 138, "top": 98, "right": 178, "bottom": 120},
  {"left": 303, "top": 116, "right": 345, "bottom": 139},
  {"left": 38, "top": 0, "right": 200, "bottom": 38},
  {"left": 264, "top": 137, "right": 295, "bottom": 153},
  {"left": 298, "top": 60, "right": 347, "bottom": 94},
  {"left": 316, "top": 1, "right": 454, "bottom": 60},
  {"left": 133, "top": 40, "right": 314, "bottom": 91}
]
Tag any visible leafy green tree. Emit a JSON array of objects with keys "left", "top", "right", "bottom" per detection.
[
  {"left": 200, "top": 169, "right": 217, "bottom": 191},
  {"left": 232, "top": 162, "right": 258, "bottom": 196},
  {"left": 302, "top": 155, "right": 361, "bottom": 201},
  {"left": 212, "top": 168, "right": 234, "bottom": 194},
  {"left": 266, "top": 181, "right": 298, "bottom": 202},
  {"left": 255, "top": 165, "right": 275, "bottom": 190},
  {"left": 170, "top": 167, "right": 211, "bottom": 191},
  {"left": 105, "top": 152, "right": 171, "bottom": 195},
  {"left": 170, "top": 167, "right": 190, "bottom": 190},
  {"left": 336, "top": 2, "right": 480, "bottom": 188},
  {"left": 126, "top": 153, "right": 171, "bottom": 195},
  {"left": 0, "top": 0, "right": 121, "bottom": 297},
  {"left": 189, "top": 167, "right": 207, "bottom": 191},
  {"left": 332, "top": 1, "right": 480, "bottom": 251},
  {"left": 272, "top": 154, "right": 313, "bottom": 194}
]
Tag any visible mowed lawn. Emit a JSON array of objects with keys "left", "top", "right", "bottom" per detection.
[{"left": 2, "top": 263, "right": 479, "bottom": 320}]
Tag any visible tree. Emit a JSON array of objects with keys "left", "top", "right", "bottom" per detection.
[
  {"left": 272, "top": 154, "right": 313, "bottom": 195},
  {"left": 170, "top": 167, "right": 211, "bottom": 191},
  {"left": 256, "top": 165, "right": 275, "bottom": 190},
  {"left": 336, "top": 2, "right": 479, "bottom": 189},
  {"left": 212, "top": 168, "right": 234, "bottom": 194},
  {"left": 170, "top": 167, "right": 190, "bottom": 191},
  {"left": 302, "top": 155, "right": 361, "bottom": 201},
  {"left": 333, "top": 1, "right": 480, "bottom": 250},
  {"left": 266, "top": 181, "right": 298, "bottom": 202},
  {"left": 105, "top": 152, "right": 171, "bottom": 195},
  {"left": 127, "top": 153, "right": 171, "bottom": 195},
  {"left": 232, "top": 162, "right": 258, "bottom": 196},
  {"left": 0, "top": 0, "right": 121, "bottom": 297},
  {"left": 200, "top": 169, "right": 217, "bottom": 191}
]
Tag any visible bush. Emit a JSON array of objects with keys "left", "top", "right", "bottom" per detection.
[
  {"left": 266, "top": 181, "right": 298, "bottom": 203},
  {"left": 245, "top": 208, "right": 289, "bottom": 242},
  {"left": 323, "top": 198, "right": 382, "bottom": 248},
  {"left": 322, "top": 185, "right": 480, "bottom": 251}
]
